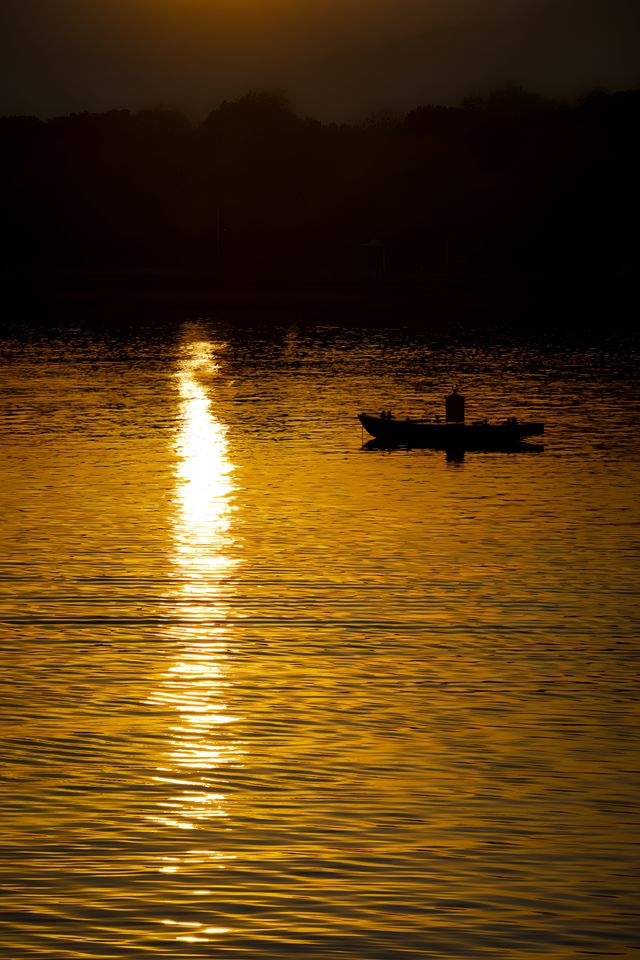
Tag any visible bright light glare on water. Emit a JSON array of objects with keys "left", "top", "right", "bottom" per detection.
[
  {"left": 173, "top": 337, "right": 236, "bottom": 578},
  {"left": 148, "top": 331, "right": 241, "bottom": 907}
]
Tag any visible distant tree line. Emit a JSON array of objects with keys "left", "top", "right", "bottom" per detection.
[{"left": 1, "top": 87, "right": 638, "bottom": 285}]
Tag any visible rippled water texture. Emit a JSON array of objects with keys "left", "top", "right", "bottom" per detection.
[{"left": 1, "top": 317, "right": 639, "bottom": 958}]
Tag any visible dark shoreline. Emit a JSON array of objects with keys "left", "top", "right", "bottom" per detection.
[{"left": 4, "top": 268, "right": 637, "bottom": 339}]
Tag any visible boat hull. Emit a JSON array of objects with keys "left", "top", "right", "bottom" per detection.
[{"left": 358, "top": 414, "right": 544, "bottom": 451}]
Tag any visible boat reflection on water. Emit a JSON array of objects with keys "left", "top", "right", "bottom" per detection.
[
  {"left": 147, "top": 328, "right": 240, "bottom": 938},
  {"left": 363, "top": 437, "right": 545, "bottom": 463}
]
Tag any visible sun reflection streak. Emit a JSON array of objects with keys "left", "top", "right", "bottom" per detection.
[
  {"left": 173, "top": 339, "right": 236, "bottom": 580},
  {"left": 147, "top": 330, "right": 241, "bottom": 917}
]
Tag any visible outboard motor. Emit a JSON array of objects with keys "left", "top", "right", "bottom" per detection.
[{"left": 445, "top": 388, "right": 465, "bottom": 423}]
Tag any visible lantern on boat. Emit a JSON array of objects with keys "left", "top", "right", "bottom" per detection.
[{"left": 445, "top": 388, "right": 465, "bottom": 423}]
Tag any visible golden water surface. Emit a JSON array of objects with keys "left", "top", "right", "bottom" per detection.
[{"left": 0, "top": 318, "right": 638, "bottom": 958}]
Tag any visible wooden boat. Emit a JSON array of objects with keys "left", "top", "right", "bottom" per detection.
[{"left": 358, "top": 412, "right": 544, "bottom": 451}]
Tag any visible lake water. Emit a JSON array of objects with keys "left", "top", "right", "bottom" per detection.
[{"left": 1, "top": 316, "right": 639, "bottom": 959}]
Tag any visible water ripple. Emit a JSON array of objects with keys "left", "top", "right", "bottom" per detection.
[{"left": 0, "top": 321, "right": 638, "bottom": 958}]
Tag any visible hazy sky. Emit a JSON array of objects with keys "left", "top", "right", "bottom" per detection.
[{"left": 1, "top": 0, "right": 639, "bottom": 120}]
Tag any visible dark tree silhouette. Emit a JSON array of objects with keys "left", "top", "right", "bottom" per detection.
[{"left": 1, "top": 87, "right": 638, "bottom": 312}]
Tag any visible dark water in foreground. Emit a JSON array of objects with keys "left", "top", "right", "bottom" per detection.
[{"left": 1, "top": 318, "right": 639, "bottom": 959}]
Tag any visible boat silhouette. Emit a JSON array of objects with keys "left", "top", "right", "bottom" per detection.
[{"left": 359, "top": 390, "right": 544, "bottom": 452}]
